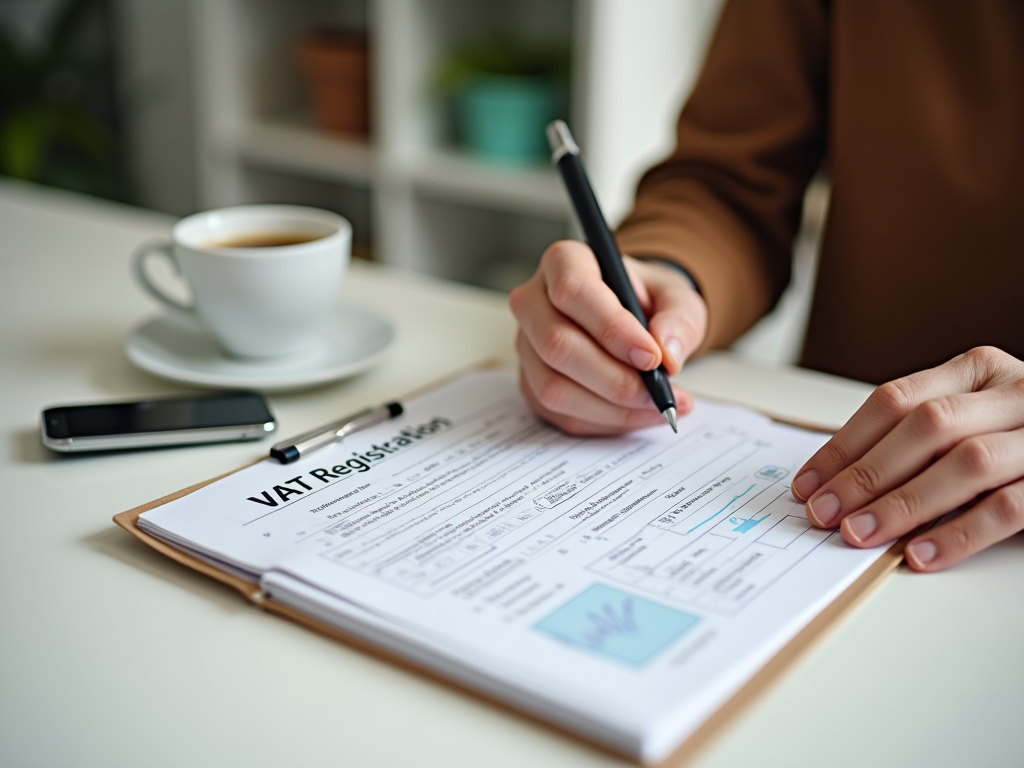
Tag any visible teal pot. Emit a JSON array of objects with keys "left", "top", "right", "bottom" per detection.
[{"left": 456, "top": 75, "right": 559, "bottom": 165}]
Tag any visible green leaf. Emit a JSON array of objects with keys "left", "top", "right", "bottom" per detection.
[
  {"left": 1, "top": 107, "right": 50, "bottom": 179},
  {"left": 431, "top": 34, "right": 570, "bottom": 97}
]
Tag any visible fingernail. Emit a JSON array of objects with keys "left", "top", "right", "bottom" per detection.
[
  {"left": 792, "top": 469, "right": 821, "bottom": 501},
  {"left": 665, "top": 338, "right": 684, "bottom": 369},
  {"left": 629, "top": 347, "right": 657, "bottom": 370},
  {"left": 807, "top": 491, "right": 840, "bottom": 525},
  {"left": 906, "top": 539, "right": 938, "bottom": 567},
  {"left": 844, "top": 512, "right": 878, "bottom": 543}
]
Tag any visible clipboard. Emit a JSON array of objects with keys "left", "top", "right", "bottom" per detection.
[{"left": 113, "top": 365, "right": 909, "bottom": 767}]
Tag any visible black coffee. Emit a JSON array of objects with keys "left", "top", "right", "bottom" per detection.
[{"left": 210, "top": 232, "right": 323, "bottom": 248}]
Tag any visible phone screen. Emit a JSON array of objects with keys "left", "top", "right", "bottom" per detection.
[{"left": 44, "top": 392, "right": 274, "bottom": 439}]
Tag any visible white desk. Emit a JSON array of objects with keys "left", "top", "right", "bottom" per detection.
[{"left": 1, "top": 180, "right": 1021, "bottom": 768}]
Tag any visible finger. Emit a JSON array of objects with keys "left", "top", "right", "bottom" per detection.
[
  {"left": 513, "top": 291, "right": 659, "bottom": 411},
  {"left": 517, "top": 332, "right": 692, "bottom": 434},
  {"left": 637, "top": 261, "right": 708, "bottom": 376},
  {"left": 803, "top": 384, "right": 1024, "bottom": 527},
  {"left": 828, "top": 427, "right": 1024, "bottom": 549},
  {"left": 792, "top": 348, "right": 1020, "bottom": 502},
  {"left": 539, "top": 241, "right": 663, "bottom": 371},
  {"left": 516, "top": 353, "right": 677, "bottom": 436},
  {"left": 904, "top": 477, "right": 1024, "bottom": 572},
  {"left": 516, "top": 331, "right": 665, "bottom": 430}
]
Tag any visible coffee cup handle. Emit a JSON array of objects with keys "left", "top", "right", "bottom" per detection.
[{"left": 132, "top": 240, "right": 194, "bottom": 314}]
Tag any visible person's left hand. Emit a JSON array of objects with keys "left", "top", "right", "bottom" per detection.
[{"left": 791, "top": 346, "right": 1024, "bottom": 571}]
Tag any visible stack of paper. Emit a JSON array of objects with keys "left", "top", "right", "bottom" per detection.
[{"left": 137, "top": 369, "right": 894, "bottom": 764}]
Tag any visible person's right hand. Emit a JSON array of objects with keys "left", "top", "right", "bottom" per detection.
[{"left": 509, "top": 240, "right": 708, "bottom": 435}]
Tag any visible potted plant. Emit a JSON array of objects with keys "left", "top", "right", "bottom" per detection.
[
  {"left": 433, "top": 35, "right": 569, "bottom": 165},
  {"left": 296, "top": 27, "right": 370, "bottom": 138}
]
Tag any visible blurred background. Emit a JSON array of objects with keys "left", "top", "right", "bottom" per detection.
[
  {"left": 0, "top": 0, "right": 821, "bottom": 364},
  {"left": 0, "top": 0, "right": 132, "bottom": 201}
]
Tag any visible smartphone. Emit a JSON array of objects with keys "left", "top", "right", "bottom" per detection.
[{"left": 41, "top": 391, "right": 276, "bottom": 453}]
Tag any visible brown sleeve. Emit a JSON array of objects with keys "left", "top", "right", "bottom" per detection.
[{"left": 616, "top": 0, "right": 828, "bottom": 352}]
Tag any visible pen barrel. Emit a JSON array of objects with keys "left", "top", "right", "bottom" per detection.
[
  {"left": 639, "top": 367, "right": 676, "bottom": 414},
  {"left": 291, "top": 429, "right": 348, "bottom": 458},
  {"left": 271, "top": 406, "right": 375, "bottom": 455},
  {"left": 554, "top": 146, "right": 676, "bottom": 416},
  {"left": 555, "top": 153, "right": 649, "bottom": 329},
  {"left": 270, "top": 402, "right": 405, "bottom": 464}
]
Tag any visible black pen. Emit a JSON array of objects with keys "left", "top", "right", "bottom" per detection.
[
  {"left": 270, "top": 401, "right": 404, "bottom": 464},
  {"left": 546, "top": 120, "right": 678, "bottom": 432}
]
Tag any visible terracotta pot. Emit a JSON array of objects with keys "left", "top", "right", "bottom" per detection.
[{"left": 297, "top": 30, "right": 370, "bottom": 137}]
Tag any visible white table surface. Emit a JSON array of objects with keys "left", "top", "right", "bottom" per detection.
[{"left": 2, "top": 180, "right": 1021, "bottom": 768}]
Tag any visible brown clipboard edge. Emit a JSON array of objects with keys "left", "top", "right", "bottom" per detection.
[{"left": 112, "top": 362, "right": 905, "bottom": 767}]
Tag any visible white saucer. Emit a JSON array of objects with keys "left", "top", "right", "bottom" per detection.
[{"left": 125, "top": 303, "right": 396, "bottom": 392}]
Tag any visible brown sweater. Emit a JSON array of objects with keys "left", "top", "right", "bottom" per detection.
[{"left": 616, "top": 0, "right": 1024, "bottom": 384}]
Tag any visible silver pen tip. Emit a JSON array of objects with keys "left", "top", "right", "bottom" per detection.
[{"left": 663, "top": 407, "right": 678, "bottom": 433}]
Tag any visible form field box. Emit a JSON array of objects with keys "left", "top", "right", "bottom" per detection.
[{"left": 757, "top": 515, "right": 811, "bottom": 549}]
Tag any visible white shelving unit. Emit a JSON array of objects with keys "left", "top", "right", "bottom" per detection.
[{"left": 139, "top": 0, "right": 723, "bottom": 290}]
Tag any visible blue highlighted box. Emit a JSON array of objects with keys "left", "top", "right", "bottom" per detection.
[{"left": 534, "top": 583, "right": 699, "bottom": 666}]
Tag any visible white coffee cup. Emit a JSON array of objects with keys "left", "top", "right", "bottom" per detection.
[{"left": 133, "top": 205, "right": 351, "bottom": 358}]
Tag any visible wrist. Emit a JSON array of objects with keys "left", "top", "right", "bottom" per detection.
[{"left": 631, "top": 256, "right": 702, "bottom": 296}]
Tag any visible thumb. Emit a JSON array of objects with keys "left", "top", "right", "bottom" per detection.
[{"left": 645, "top": 279, "right": 708, "bottom": 377}]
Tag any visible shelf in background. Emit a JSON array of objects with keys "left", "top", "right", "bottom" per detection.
[
  {"left": 136, "top": 0, "right": 721, "bottom": 282},
  {"left": 407, "top": 149, "right": 569, "bottom": 220},
  {"left": 237, "top": 114, "right": 375, "bottom": 185},
  {"left": 237, "top": 115, "right": 570, "bottom": 221}
]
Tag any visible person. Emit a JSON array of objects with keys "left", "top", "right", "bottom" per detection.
[{"left": 509, "top": 0, "right": 1024, "bottom": 573}]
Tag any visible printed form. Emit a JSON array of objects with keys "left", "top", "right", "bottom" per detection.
[{"left": 140, "top": 369, "right": 891, "bottom": 763}]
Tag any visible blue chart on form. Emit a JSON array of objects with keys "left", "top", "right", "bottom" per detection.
[{"left": 534, "top": 583, "right": 700, "bottom": 666}]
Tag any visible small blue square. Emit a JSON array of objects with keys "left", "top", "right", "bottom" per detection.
[{"left": 534, "top": 583, "right": 699, "bottom": 666}]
